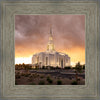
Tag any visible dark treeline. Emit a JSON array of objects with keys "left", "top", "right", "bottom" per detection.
[
  {"left": 15, "top": 63, "right": 32, "bottom": 70},
  {"left": 15, "top": 62, "right": 85, "bottom": 70}
]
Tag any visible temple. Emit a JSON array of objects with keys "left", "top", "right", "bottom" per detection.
[{"left": 32, "top": 28, "right": 70, "bottom": 68}]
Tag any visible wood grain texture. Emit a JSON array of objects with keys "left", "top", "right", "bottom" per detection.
[{"left": 0, "top": 0, "right": 99, "bottom": 100}]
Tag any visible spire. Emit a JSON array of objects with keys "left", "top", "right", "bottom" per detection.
[
  {"left": 47, "top": 27, "right": 55, "bottom": 52},
  {"left": 49, "top": 26, "right": 53, "bottom": 41},
  {"left": 50, "top": 26, "right": 52, "bottom": 35}
]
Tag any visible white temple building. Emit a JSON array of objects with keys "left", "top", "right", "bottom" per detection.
[{"left": 32, "top": 28, "right": 70, "bottom": 68}]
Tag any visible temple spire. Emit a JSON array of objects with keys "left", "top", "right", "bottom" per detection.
[
  {"left": 50, "top": 26, "right": 52, "bottom": 36},
  {"left": 47, "top": 27, "right": 55, "bottom": 52}
]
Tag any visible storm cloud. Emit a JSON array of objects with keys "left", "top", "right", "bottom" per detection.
[{"left": 15, "top": 15, "right": 85, "bottom": 64}]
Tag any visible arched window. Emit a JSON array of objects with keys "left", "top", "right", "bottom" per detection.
[
  {"left": 46, "top": 57, "right": 48, "bottom": 65},
  {"left": 59, "top": 58, "right": 60, "bottom": 66},
  {"left": 61, "top": 59, "right": 63, "bottom": 68},
  {"left": 37, "top": 56, "right": 39, "bottom": 63}
]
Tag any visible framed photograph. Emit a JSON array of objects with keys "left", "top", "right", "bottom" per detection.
[
  {"left": 15, "top": 14, "right": 85, "bottom": 85},
  {"left": 0, "top": 0, "right": 100, "bottom": 100}
]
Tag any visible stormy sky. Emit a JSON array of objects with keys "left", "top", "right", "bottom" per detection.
[{"left": 15, "top": 15, "right": 85, "bottom": 65}]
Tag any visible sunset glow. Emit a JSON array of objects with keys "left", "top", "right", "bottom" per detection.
[{"left": 15, "top": 15, "right": 85, "bottom": 66}]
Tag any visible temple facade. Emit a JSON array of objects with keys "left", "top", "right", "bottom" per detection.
[{"left": 32, "top": 28, "right": 70, "bottom": 68}]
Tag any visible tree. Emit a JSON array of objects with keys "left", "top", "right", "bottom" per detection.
[
  {"left": 35, "top": 63, "right": 39, "bottom": 69},
  {"left": 42, "top": 66, "right": 45, "bottom": 69},
  {"left": 19, "top": 64, "right": 22, "bottom": 70},
  {"left": 82, "top": 64, "right": 85, "bottom": 69},
  {"left": 64, "top": 66, "right": 71, "bottom": 69},
  {"left": 22, "top": 63, "right": 25, "bottom": 69},
  {"left": 75, "top": 62, "right": 83, "bottom": 84}
]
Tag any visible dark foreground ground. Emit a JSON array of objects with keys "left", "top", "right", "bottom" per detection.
[{"left": 15, "top": 69, "right": 85, "bottom": 85}]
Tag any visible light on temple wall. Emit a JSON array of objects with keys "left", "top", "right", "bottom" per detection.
[{"left": 31, "top": 27, "right": 71, "bottom": 67}]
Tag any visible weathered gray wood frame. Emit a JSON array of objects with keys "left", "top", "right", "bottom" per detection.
[{"left": 0, "top": 0, "right": 100, "bottom": 100}]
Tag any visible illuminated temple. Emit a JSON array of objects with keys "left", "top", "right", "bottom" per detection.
[{"left": 32, "top": 28, "right": 70, "bottom": 68}]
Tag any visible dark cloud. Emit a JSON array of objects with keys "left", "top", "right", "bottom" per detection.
[{"left": 15, "top": 15, "right": 85, "bottom": 56}]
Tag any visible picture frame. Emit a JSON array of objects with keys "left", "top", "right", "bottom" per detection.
[{"left": 0, "top": 0, "right": 100, "bottom": 100}]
